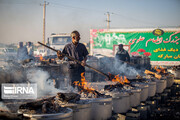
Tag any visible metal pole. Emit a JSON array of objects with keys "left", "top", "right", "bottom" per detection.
[
  {"left": 106, "top": 12, "right": 110, "bottom": 29},
  {"left": 41, "top": 1, "right": 49, "bottom": 44},
  {"left": 43, "top": 1, "right": 46, "bottom": 44}
]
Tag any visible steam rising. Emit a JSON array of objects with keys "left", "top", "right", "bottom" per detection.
[{"left": 26, "top": 68, "right": 62, "bottom": 98}]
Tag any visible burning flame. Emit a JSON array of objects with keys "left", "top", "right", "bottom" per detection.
[
  {"left": 74, "top": 72, "right": 95, "bottom": 93},
  {"left": 144, "top": 69, "right": 162, "bottom": 79},
  {"left": 154, "top": 66, "right": 166, "bottom": 74},
  {"left": 159, "top": 66, "right": 166, "bottom": 73},
  {"left": 39, "top": 55, "right": 44, "bottom": 61},
  {"left": 111, "top": 75, "right": 130, "bottom": 85}
]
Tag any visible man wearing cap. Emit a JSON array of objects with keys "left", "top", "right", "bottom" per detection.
[
  {"left": 115, "top": 44, "right": 130, "bottom": 63},
  {"left": 57, "top": 30, "right": 89, "bottom": 87}
]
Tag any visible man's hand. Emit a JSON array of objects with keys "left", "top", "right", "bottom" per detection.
[
  {"left": 57, "top": 50, "right": 63, "bottom": 60},
  {"left": 81, "top": 60, "right": 86, "bottom": 66}
]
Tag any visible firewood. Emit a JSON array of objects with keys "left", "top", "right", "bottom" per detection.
[
  {"left": 56, "top": 93, "right": 80, "bottom": 102},
  {"left": 104, "top": 83, "right": 123, "bottom": 91},
  {"left": 77, "top": 86, "right": 106, "bottom": 98},
  {"left": 42, "top": 101, "right": 50, "bottom": 113},
  {"left": 19, "top": 96, "right": 55, "bottom": 110}
]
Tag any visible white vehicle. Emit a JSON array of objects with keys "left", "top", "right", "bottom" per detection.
[
  {"left": 34, "top": 47, "right": 47, "bottom": 57},
  {"left": 47, "top": 33, "right": 72, "bottom": 56}
]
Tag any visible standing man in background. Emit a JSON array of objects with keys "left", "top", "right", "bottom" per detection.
[
  {"left": 17, "top": 42, "right": 29, "bottom": 63},
  {"left": 57, "top": 30, "right": 89, "bottom": 87},
  {"left": 115, "top": 44, "right": 130, "bottom": 63},
  {"left": 26, "top": 41, "right": 34, "bottom": 60}
]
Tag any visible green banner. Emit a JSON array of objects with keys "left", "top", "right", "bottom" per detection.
[{"left": 91, "top": 29, "right": 180, "bottom": 62}]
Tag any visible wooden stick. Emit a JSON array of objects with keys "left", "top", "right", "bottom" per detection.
[{"left": 38, "top": 42, "right": 112, "bottom": 80}]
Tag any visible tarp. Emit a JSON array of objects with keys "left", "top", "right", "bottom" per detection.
[{"left": 90, "top": 28, "right": 180, "bottom": 66}]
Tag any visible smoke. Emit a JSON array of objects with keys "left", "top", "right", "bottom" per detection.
[
  {"left": 0, "top": 65, "right": 72, "bottom": 112},
  {"left": 99, "top": 57, "right": 142, "bottom": 79},
  {"left": 1, "top": 59, "right": 73, "bottom": 98},
  {"left": 114, "top": 59, "right": 139, "bottom": 77},
  {"left": 26, "top": 68, "right": 63, "bottom": 98}
]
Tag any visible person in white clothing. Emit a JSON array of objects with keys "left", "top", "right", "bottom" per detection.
[
  {"left": 17, "top": 42, "right": 29, "bottom": 63},
  {"left": 26, "top": 42, "right": 34, "bottom": 59}
]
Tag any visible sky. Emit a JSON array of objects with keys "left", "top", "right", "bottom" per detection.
[{"left": 0, "top": 0, "right": 180, "bottom": 44}]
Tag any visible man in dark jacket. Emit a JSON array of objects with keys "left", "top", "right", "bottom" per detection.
[
  {"left": 115, "top": 44, "right": 130, "bottom": 63},
  {"left": 57, "top": 30, "right": 89, "bottom": 87}
]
